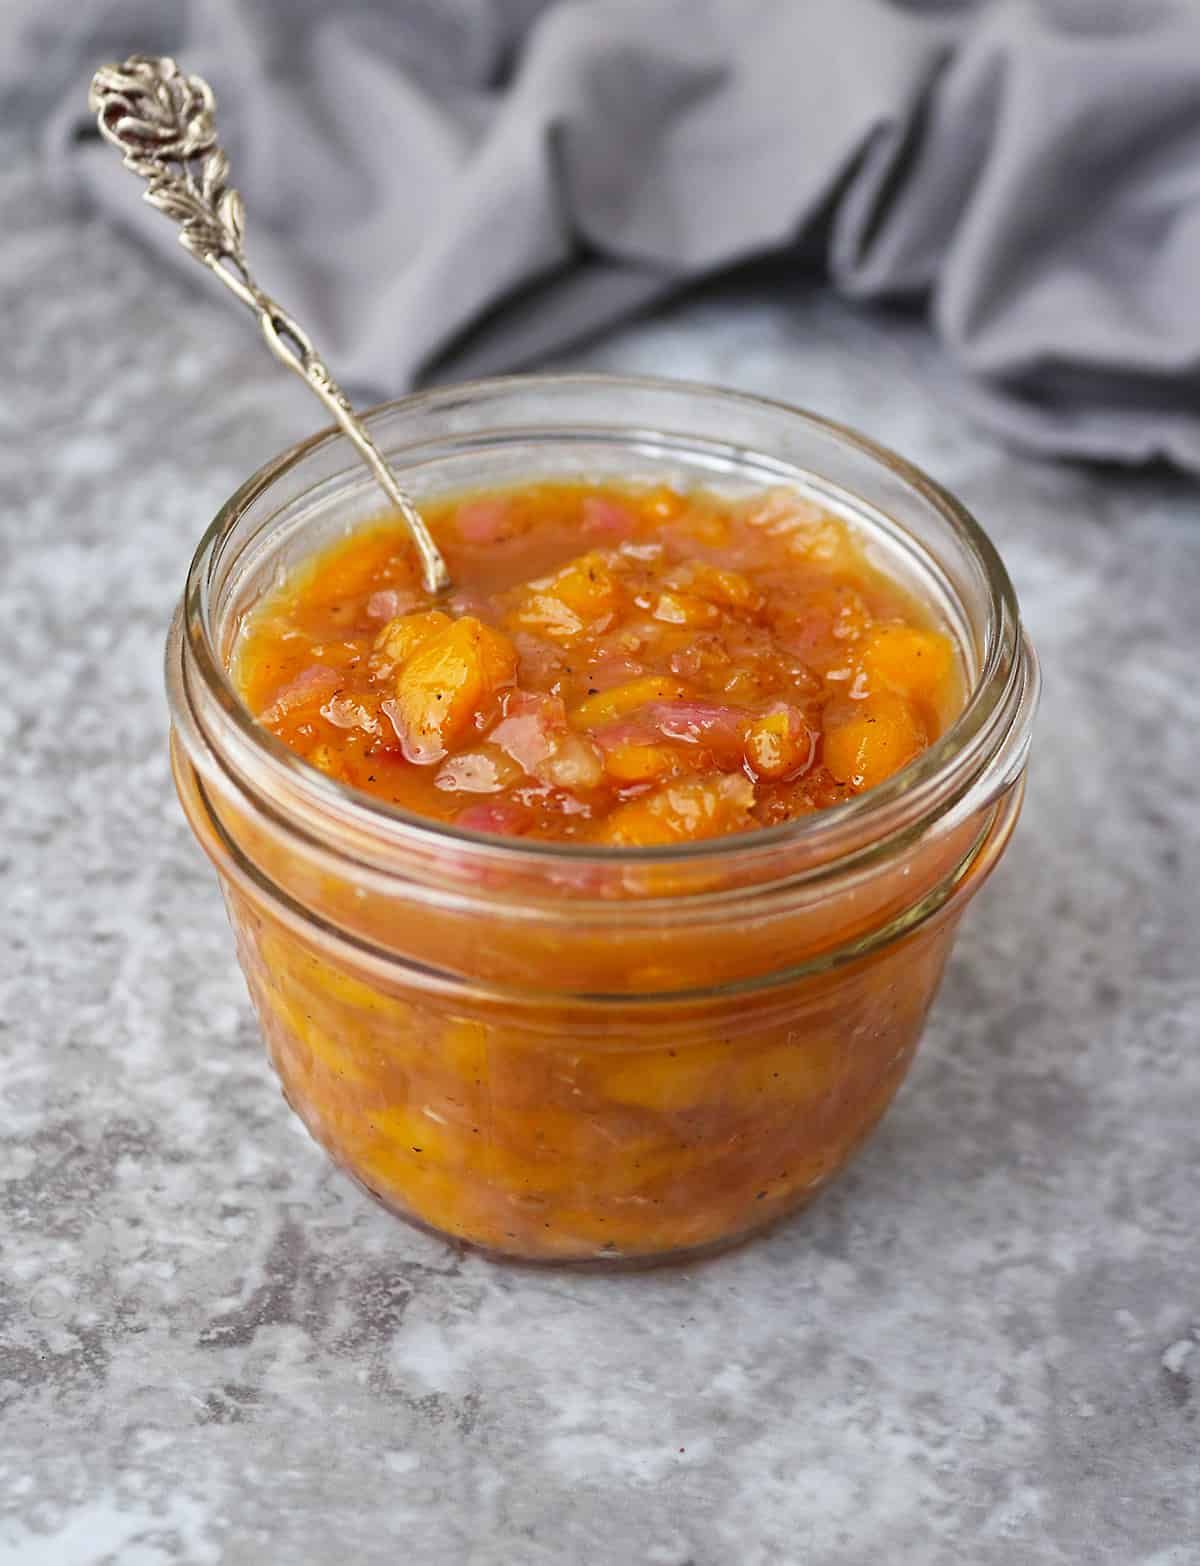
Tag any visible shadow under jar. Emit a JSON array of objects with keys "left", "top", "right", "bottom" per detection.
[{"left": 166, "top": 375, "right": 1039, "bottom": 1265}]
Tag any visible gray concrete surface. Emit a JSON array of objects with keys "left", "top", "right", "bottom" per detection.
[{"left": 2, "top": 146, "right": 1198, "bottom": 1566}]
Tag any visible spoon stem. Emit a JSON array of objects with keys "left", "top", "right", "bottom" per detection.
[{"left": 89, "top": 54, "right": 451, "bottom": 596}]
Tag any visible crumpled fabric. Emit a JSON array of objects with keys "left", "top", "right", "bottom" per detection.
[{"left": 16, "top": 0, "right": 1200, "bottom": 469}]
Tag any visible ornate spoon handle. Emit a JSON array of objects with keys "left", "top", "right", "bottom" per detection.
[{"left": 89, "top": 54, "right": 451, "bottom": 596}]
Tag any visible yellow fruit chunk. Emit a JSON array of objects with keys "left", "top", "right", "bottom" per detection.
[
  {"left": 595, "top": 1034, "right": 838, "bottom": 1114},
  {"left": 512, "top": 591, "right": 584, "bottom": 640},
  {"left": 372, "top": 609, "right": 452, "bottom": 670},
  {"left": 488, "top": 1116, "right": 692, "bottom": 1199},
  {"left": 386, "top": 616, "right": 517, "bottom": 764},
  {"left": 439, "top": 1019, "right": 489, "bottom": 1082},
  {"left": 857, "top": 624, "right": 957, "bottom": 719},
  {"left": 266, "top": 984, "right": 375, "bottom": 1089},
  {"left": 602, "top": 741, "right": 677, "bottom": 783},
  {"left": 597, "top": 1039, "right": 729, "bottom": 1112},
  {"left": 597, "top": 773, "right": 755, "bottom": 847},
  {"left": 539, "top": 732, "right": 605, "bottom": 791},
  {"left": 823, "top": 691, "right": 926, "bottom": 791},
  {"left": 365, "top": 1103, "right": 484, "bottom": 1173},
  {"left": 683, "top": 565, "right": 761, "bottom": 611},
  {"left": 261, "top": 932, "right": 406, "bottom": 1021},
  {"left": 639, "top": 485, "right": 685, "bottom": 521},
  {"left": 357, "top": 1152, "right": 496, "bottom": 1246},
  {"left": 541, "top": 552, "right": 622, "bottom": 622},
  {"left": 725, "top": 1036, "right": 841, "bottom": 1108},
  {"left": 720, "top": 670, "right": 764, "bottom": 705},
  {"left": 744, "top": 709, "right": 814, "bottom": 781},
  {"left": 651, "top": 590, "right": 720, "bottom": 628},
  {"left": 569, "top": 675, "right": 684, "bottom": 729}
]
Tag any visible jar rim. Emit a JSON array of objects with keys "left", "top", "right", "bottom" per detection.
[{"left": 173, "top": 372, "right": 1037, "bottom": 881}]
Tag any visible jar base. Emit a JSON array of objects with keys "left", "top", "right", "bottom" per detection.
[
  {"left": 344, "top": 1163, "right": 828, "bottom": 1271},
  {"left": 297, "top": 1092, "right": 900, "bottom": 1271},
  {"left": 268, "top": 1054, "right": 905, "bottom": 1268}
]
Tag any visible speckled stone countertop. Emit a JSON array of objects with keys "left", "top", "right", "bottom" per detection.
[{"left": 2, "top": 143, "right": 1198, "bottom": 1566}]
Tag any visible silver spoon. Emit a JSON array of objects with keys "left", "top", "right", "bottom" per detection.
[{"left": 88, "top": 53, "right": 452, "bottom": 597}]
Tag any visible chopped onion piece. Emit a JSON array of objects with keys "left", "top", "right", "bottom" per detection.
[
  {"left": 260, "top": 665, "right": 342, "bottom": 724},
  {"left": 320, "top": 694, "right": 380, "bottom": 734},
  {"left": 436, "top": 750, "right": 516, "bottom": 794}
]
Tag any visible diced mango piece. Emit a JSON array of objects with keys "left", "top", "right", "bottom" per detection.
[
  {"left": 595, "top": 1035, "right": 838, "bottom": 1115},
  {"left": 539, "top": 732, "right": 605, "bottom": 792},
  {"left": 823, "top": 692, "right": 926, "bottom": 791},
  {"left": 481, "top": 1107, "right": 623, "bottom": 1190},
  {"left": 597, "top": 1039, "right": 729, "bottom": 1112},
  {"left": 439, "top": 1019, "right": 489, "bottom": 1082},
  {"left": 651, "top": 590, "right": 720, "bottom": 628},
  {"left": 355, "top": 1149, "right": 495, "bottom": 1244},
  {"left": 721, "top": 670, "right": 765, "bottom": 705},
  {"left": 684, "top": 565, "right": 761, "bottom": 611},
  {"left": 744, "top": 708, "right": 815, "bottom": 781},
  {"left": 597, "top": 773, "right": 755, "bottom": 847},
  {"left": 512, "top": 592, "right": 584, "bottom": 640},
  {"left": 544, "top": 552, "right": 622, "bottom": 622},
  {"left": 373, "top": 609, "right": 452, "bottom": 670},
  {"left": 268, "top": 938, "right": 408, "bottom": 1021},
  {"left": 365, "top": 1103, "right": 482, "bottom": 1172},
  {"left": 602, "top": 741, "right": 678, "bottom": 783},
  {"left": 385, "top": 616, "right": 517, "bottom": 764},
  {"left": 266, "top": 984, "right": 375, "bottom": 1088},
  {"left": 569, "top": 675, "right": 685, "bottom": 729},
  {"left": 856, "top": 624, "right": 957, "bottom": 719},
  {"left": 639, "top": 485, "right": 686, "bottom": 521}
]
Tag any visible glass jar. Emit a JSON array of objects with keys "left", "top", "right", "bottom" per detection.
[{"left": 166, "top": 375, "right": 1039, "bottom": 1265}]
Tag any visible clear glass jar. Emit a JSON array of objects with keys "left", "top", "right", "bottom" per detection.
[{"left": 166, "top": 375, "right": 1039, "bottom": 1265}]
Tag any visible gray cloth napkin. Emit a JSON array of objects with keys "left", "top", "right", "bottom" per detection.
[{"left": 16, "top": 0, "right": 1200, "bottom": 470}]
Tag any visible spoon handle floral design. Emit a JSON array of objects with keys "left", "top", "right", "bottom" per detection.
[{"left": 89, "top": 54, "right": 452, "bottom": 596}]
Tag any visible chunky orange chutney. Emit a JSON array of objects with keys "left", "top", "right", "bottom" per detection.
[
  {"left": 219, "top": 481, "right": 977, "bottom": 1261},
  {"left": 237, "top": 482, "right": 961, "bottom": 839}
]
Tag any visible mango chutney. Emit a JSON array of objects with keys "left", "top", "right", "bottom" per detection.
[
  {"left": 236, "top": 483, "right": 963, "bottom": 839},
  {"left": 166, "top": 377, "right": 1038, "bottom": 1264}
]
